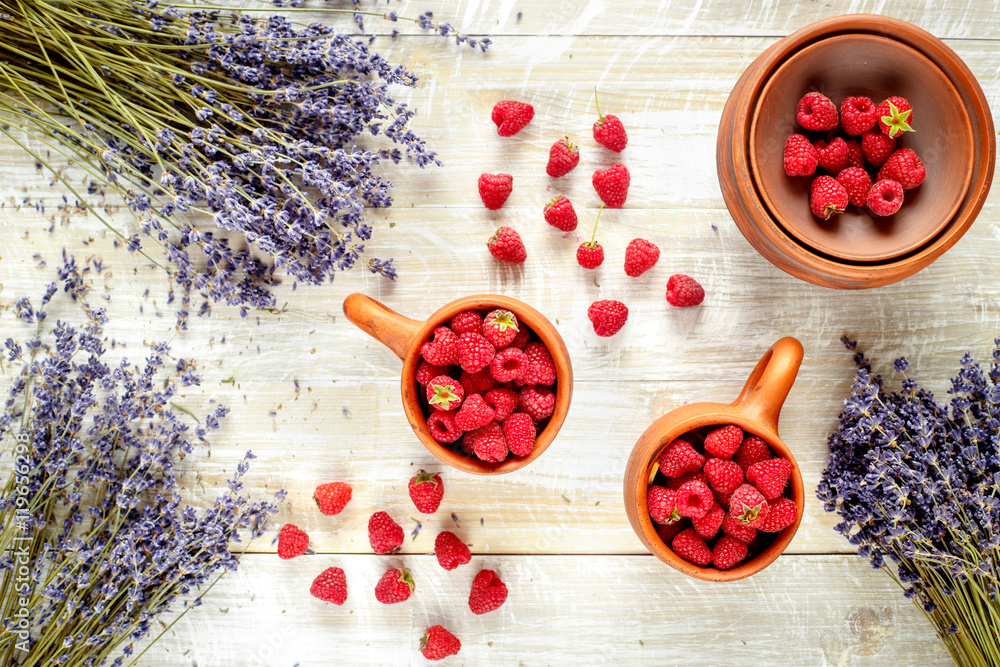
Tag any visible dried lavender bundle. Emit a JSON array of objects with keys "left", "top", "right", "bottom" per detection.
[
  {"left": 818, "top": 337, "right": 1000, "bottom": 667},
  {"left": 0, "top": 255, "right": 280, "bottom": 666},
  {"left": 0, "top": 2, "right": 487, "bottom": 325}
]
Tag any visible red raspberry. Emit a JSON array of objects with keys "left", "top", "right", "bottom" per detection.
[
  {"left": 516, "top": 342, "right": 556, "bottom": 386},
  {"left": 468, "top": 569, "right": 508, "bottom": 614},
  {"left": 454, "top": 393, "right": 495, "bottom": 431},
  {"left": 484, "top": 388, "right": 518, "bottom": 421},
  {"left": 426, "top": 375, "right": 464, "bottom": 411},
  {"left": 310, "top": 567, "right": 348, "bottom": 605},
  {"left": 416, "top": 360, "right": 449, "bottom": 386},
  {"left": 691, "top": 502, "right": 726, "bottom": 540},
  {"left": 782, "top": 133, "right": 818, "bottom": 177},
  {"left": 472, "top": 421, "right": 508, "bottom": 462},
  {"left": 491, "top": 100, "right": 534, "bottom": 136},
  {"left": 490, "top": 347, "right": 528, "bottom": 383},
  {"left": 867, "top": 179, "right": 904, "bottom": 216},
  {"left": 647, "top": 485, "right": 681, "bottom": 525},
  {"left": 543, "top": 196, "right": 578, "bottom": 232},
  {"left": 861, "top": 129, "right": 896, "bottom": 167},
  {"left": 844, "top": 138, "right": 864, "bottom": 169},
  {"left": 408, "top": 469, "right": 444, "bottom": 513},
  {"left": 704, "top": 425, "right": 743, "bottom": 459},
  {"left": 518, "top": 385, "right": 555, "bottom": 422},
  {"left": 656, "top": 438, "right": 705, "bottom": 478},
  {"left": 713, "top": 488, "right": 735, "bottom": 509},
  {"left": 666, "top": 470, "right": 710, "bottom": 491},
  {"left": 459, "top": 368, "right": 497, "bottom": 395},
  {"left": 840, "top": 96, "right": 878, "bottom": 135},
  {"left": 624, "top": 238, "right": 660, "bottom": 277},
  {"left": 313, "top": 481, "right": 352, "bottom": 516},
  {"left": 671, "top": 528, "right": 713, "bottom": 566},
  {"left": 728, "top": 483, "right": 770, "bottom": 528},
  {"left": 835, "top": 166, "right": 872, "bottom": 208},
  {"left": 577, "top": 241, "right": 604, "bottom": 269},
  {"left": 756, "top": 496, "right": 799, "bottom": 533},
  {"left": 460, "top": 429, "right": 479, "bottom": 457},
  {"left": 434, "top": 531, "right": 472, "bottom": 570},
  {"left": 712, "top": 535, "right": 749, "bottom": 570},
  {"left": 656, "top": 522, "right": 685, "bottom": 547},
  {"left": 482, "top": 309, "right": 519, "bottom": 348},
  {"left": 546, "top": 139, "right": 580, "bottom": 177},
  {"left": 374, "top": 567, "right": 414, "bottom": 604},
  {"left": 420, "top": 625, "right": 462, "bottom": 661},
  {"left": 587, "top": 299, "right": 628, "bottom": 336},
  {"left": 665, "top": 274, "right": 705, "bottom": 308},
  {"left": 450, "top": 310, "right": 482, "bottom": 335},
  {"left": 703, "top": 458, "right": 744, "bottom": 494},
  {"left": 502, "top": 412, "right": 536, "bottom": 456},
  {"left": 368, "top": 511, "right": 404, "bottom": 554},
  {"left": 813, "top": 137, "right": 849, "bottom": 174},
  {"left": 734, "top": 435, "right": 771, "bottom": 472},
  {"left": 420, "top": 326, "right": 459, "bottom": 367},
  {"left": 457, "top": 332, "right": 495, "bottom": 374},
  {"left": 809, "top": 175, "right": 848, "bottom": 220},
  {"left": 592, "top": 163, "right": 630, "bottom": 208},
  {"left": 746, "top": 458, "right": 793, "bottom": 501},
  {"left": 877, "top": 148, "right": 925, "bottom": 190},
  {"left": 487, "top": 226, "right": 527, "bottom": 263},
  {"left": 676, "top": 480, "right": 714, "bottom": 519},
  {"left": 427, "top": 408, "right": 462, "bottom": 443},
  {"left": 593, "top": 90, "right": 628, "bottom": 152},
  {"left": 877, "top": 96, "right": 913, "bottom": 138},
  {"left": 722, "top": 513, "right": 757, "bottom": 543},
  {"left": 277, "top": 524, "right": 309, "bottom": 559},
  {"left": 796, "top": 92, "right": 838, "bottom": 131},
  {"left": 478, "top": 173, "right": 513, "bottom": 210}
]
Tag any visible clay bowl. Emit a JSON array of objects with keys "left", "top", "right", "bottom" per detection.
[
  {"left": 342, "top": 293, "right": 573, "bottom": 475},
  {"left": 623, "top": 338, "right": 805, "bottom": 581},
  {"left": 717, "top": 14, "right": 995, "bottom": 288},
  {"left": 750, "top": 33, "right": 974, "bottom": 262}
]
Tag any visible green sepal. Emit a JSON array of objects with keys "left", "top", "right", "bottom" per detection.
[{"left": 880, "top": 100, "right": 914, "bottom": 138}]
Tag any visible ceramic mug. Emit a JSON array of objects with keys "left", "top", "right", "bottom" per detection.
[
  {"left": 342, "top": 293, "right": 573, "bottom": 475},
  {"left": 623, "top": 337, "right": 805, "bottom": 581}
]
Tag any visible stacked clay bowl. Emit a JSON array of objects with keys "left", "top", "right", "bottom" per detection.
[{"left": 717, "top": 14, "right": 995, "bottom": 289}]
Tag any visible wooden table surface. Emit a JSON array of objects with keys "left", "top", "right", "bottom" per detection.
[{"left": 2, "top": 1, "right": 999, "bottom": 665}]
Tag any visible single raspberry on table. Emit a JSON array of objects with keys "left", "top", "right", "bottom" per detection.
[
  {"left": 492, "top": 100, "right": 534, "bottom": 136},
  {"left": 469, "top": 569, "right": 508, "bottom": 614},
  {"left": 277, "top": 524, "right": 309, "bottom": 559},
  {"left": 867, "top": 179, "right": 904, "bottom": 216},
  {"left": 809, "top": 175, "right": 848, "bottom": 220},
  {"left": 408, "top": 469, "right": 445, "bottom": 513},
  {"left": 577, "top": 204, "right": 605, "bottom": 269},
  {"left": 473, "top": 421, "right": 508, "bottom": 462},
  {"left": 374, "top": 567, "right": 414, "bottom": 604},
  {"left": 544, "top": 195, "right": 578, "bottom": 231},
  {"left": 704, "top": 425, "right": 743, "bottom": 459},
  {"left": 691, "top": 502, "right": 725, "bottom": 540},
  {"left": 624, "top": 238, "right": 660, "bottom": 277},
  {"left": 458, "top": 332, "right": 496, "bottom": 374},
  {"left": 728, "top": 483, "right": 770, "bottom": 529},
  {"left": 314, "top": 481, "right": 352, "bottom": 516},
  {"left": 592, "top": 163, "right": 630, "bottom": 208},
  {"left": 478, "top": 173, "right": 513, "bottom": 210},
  {"left": 416, "top": 360, "right": 449, "bottom": 386},
  {"left": 835, "top": 167, "right": 872, "bottom": 208},
  {"left": 368, "top": 512, "right": 404, "bottom": 554},
  {"left": 756, "top": 496, "right": 799, "bottom": 533},
  {"left": 722, "top": 513, "right": 757, "bottom": 543},
  {"left": 703, "top": 458, "right": 744, "bottom": 495},
  {"left": 420, "top": 625, "right": 462, "bottom": 661},
  {"left": 454, "top": 393, "right": 496, "bottom": 431},
  {"left": 484, "top": 388, "right": 519, "bottom": 421},
  {"left": 546, "top": 139, "right": 580, "bottom": 177},
  {"left": 519, "top": 385, "right": 555, "bottom": 422},
  {"left": 676, "top": 480, "right": 714, "bottom": 519},
  {"left": 482, "top": 309, "right": 520, "bottom": 348},
  {"left": 656, "top": 438, "right": 705, "bottom": 478},
  {"left": 434, "top": 531, "right": 472, "bottom": 570},
  {"left": 587, "top": 299, "right": 628, "bottom": 336},
  {"left": 877, "top": 96, "right": 914, "bottom": 138},
  {"left": 427, "top": 408, "right": 462, "bottom": 443},
  {"left": 734, "top": 435, "right": 771, "bottom": 472},
  {"left": 503, "top": 412, "right": 537, "bottom": 456},
  {"left": 592, "top": 89, "right": 628, "bottom": 152},
  {"left": 460, "top": 368, "right": 497, "bottom": 395},
  {"left": 671, "top": 528, "right": 713, "bottom": 566},
  {"left": 782, "top": 133, "right": 818, "bottom": 177},
  {"left": 844, "top": 138, "right": 865, "bottom": 169},
  {"left": 712, "top": 535, "right": 749, "bottom": 570},
  {"left": 450, "top": 310, "right": 482, "bottom": 335},
  {"left": 487, "top": 226, "right": 527, "bottom": 263},
  {"left": 861, "top": 129, "right": 896, "bottom": 167},
  {"left": 877, "top": 148, "right": 925, "bottom": 190},
  {"left": 420, "top": 326, "right": 460, "bottom": 367},
  {"left": 516, "top": 342, "right": 557, "bottom": 386},
  {"left": 796, "top": 92, "right": 838, "bottom": 131},
  {"left": 666, "top": 274, "right": 704, "bottom": 308},
  {"left": 840, "top": 96, "right": 878, "bottom": 135},
  {"left": 813, "top": 137, "right": 849, "bottom": 174},
  {"left": 647, "top": 485, "right": 681, "bottom": 525},
  {"left": 310, "top": 567, "right": 348, "bottom": 605},
  {"left": 490, "top": 347, "right": 528, "bottom": 383},
  {"left": 426, "top": 375, "right": 464, "bottom": 411},
  {"left": 746, "top": 458, "right": 793, "bottom": 500}
]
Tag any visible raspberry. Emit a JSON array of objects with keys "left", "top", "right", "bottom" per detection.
[
  {"left": 691, "top": 502, "right": 725, "bottom": 540},
  {"left": 374, "top": 567, "right": 414, "bottom": 604},
  {"left": 484, "top": 388, "right": 518, "bottom": 421},
  {"left": 491, "top": 100, "right": 534, "bottom": 136},
  {"left": 734, "top": 435, "right": 771, "bottom": 472},
  {"left": 426, "top": 375, "right": 464, "bottom": 411},
  {"left": 592, "top": 163, "right": 630, "bottom": 208},
  {"left": 427, "top": 408, "right": 462, "bottom": 443},
  {"left": 457, "top": 332, "right": 495, "bottom": 374},
  {"left": 840, "top": 96, "right": 878, "bottom": 135},
  {"left": 449, "top": 310, "right": 482, "bottom": 335},
  {"left": 656, "top": 438, "right": 704, "bottom": 478},
  {"left": 796, "top": 92, "right": 838, "bottom": 131},
  {"left": 844, "top": 138, "right": 865, "bottom": 169},
  {"left": 593, "top": 90, "right": 628, "bottom": 152},
  {"left": 487, "top": 226, "right": 527, "bottom": 263},
  {"left": 313, "top": 481, "right": 352, "bottom": 516},
  {"left": 655, "top": 520, "right": 685, "bottom": 545},
  {"left": 809, "top": 175, "right": 848, "bottom": 220},
  {"left": 624, "top": 238, "right": 660, "bottom": 277},
  {"left": 756, "top": 496, "right": 798, "bottom": 533},
  {"left": 408, "top": 469, "right": 444, "bottom": 513},
  {"left": 746, "top": 458, "right": 793, "bottom": 500},
  {"left": 416, "top": 360, "right": 449, "bottom": 386},
  {"left": 277, "top": 524, "right": 309, "bottom": 559},
  {"left": 666, "top": 470, "right": 710, "bottom": 491},
  {"left": 502, "top": 412, "right": 536, "bottom": 456},
  {"left": 712, "top": 535, "right": 749, "bottom": 570},
  {"left": 728, "top": 483, "right": 769, "bottom": 529},
  {"left": 861, "top": 129, "right": 896, "bottom": 167},
  {"left": 434, "top": 531, "right": 472, "bottom": 570},
  {"left": 813, "top": 137, "right": 849, "bottom": 174},
  {"left": 516, "top": 342, "right": 557, "bottom": 386},
  {"left": 665, "top": 274, "right": 704, "bottom": 308},
  {"left": 704, "top": 425, "right": 742, "bottom": 459},
  {"left": 518, "top": 385, "right": 555, "bottom": 422},
  {"left": 671, "top": 528, "right": 713, "bottom": 566},
  {"left": 468, "top": 569, "right": 508, "bottom": 614},
  {"left": 587, "top": 299, "right": 628, "bottom": 336},
  {"left": 703, "top": 458, "right": 744, "bottom": 494},
  {"left": 420, "top": 326, "right": 459, "bottom": 367},
  {"left": 543, "top": 195, "right": 578, "bottom": 231},
  {"left": 722, "top": 513, "right": 757, "bottom": 543},
  {"left": 676, "top": 480, "right": 714, "bottom": 519},
  {"left": 577, "top": 241, "right": 605, "bottom": 269},
  {"left": 472, "top": 421, "right": 508, "bottom": 462},
  {"left": 489, "top": 347, "right": 528, "bottom": 383},
  {"left": 482, "top": 309, "right": 519, "bottom": 348},
  {"left": 478, "top": 173, "right": 513, "bottom": 210},
  {"left": 782, "top": 133, "right": 818, "bottom": 177},
  {"left": 454, "top": 393, "right": 495, "bottom": 431},
  {"left": 835, "top": 166, "right": 872, "bottom": 208},
  {"left": 459, "top": 368, "right": 497, "bottom": 395},
  {"left": 877, "top": 96, "right": 913, "bottom": 138},
  {"left": 877, "top": 148, "right": 925, "bottom": 190},
  {"left": 310, "top": 567, "right": 348, "bottom": 605},
  {"left": 368, "top": 511, "right": 404, "bottom": 554},
  {"left": 867, "top": 179, "right": 904, "bottom": 216},
  {"left": 647, "top": 485, "right": 681, "bottom": 525},
  {"left": 420, "top": 625, "right": 462, "bottom": 661},
  {"left": 546, "top": 139, "right": 580, "bottom": 178}
]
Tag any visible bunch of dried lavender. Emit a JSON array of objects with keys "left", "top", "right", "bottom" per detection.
[
  {"left": 818, "top": 337, "right": 1000, "bottom": 667},
  {"left": 0, "top": 1, "right": 487, "bottom": 325},
  {"left": 0, "top": 255, "right": 280, "bottom": 666}
]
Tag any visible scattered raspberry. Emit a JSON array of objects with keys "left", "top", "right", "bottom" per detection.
[
  {"left": 503, "top": 412, "right": 537, "bottom": 456},
  {"left": 867, "top": 178, "right": 904, "bottom": 216},
  {"left": 374, "top": 567, "right": 414, "bottom": 604},
  {"left": 478, "top": 173, "right": 513, "bottom": 210},
  {"left": 491, "top": 100, "right": 534, "bottom": 136},
  {"left": 420, "top": 326, "right": 459, "bottom": 367},
  {"left": 877, "top": 148, "right": 925, "bottom": 190},
  {"left": 656, "top": 438, "right": 705, "bottom": 478},
  {"left": 450, "top": 310, "right": 482, "bottom": 335},
  {"left": 484, "top": 388, "right": 519, "bottom": 421},
  {"left": 624, "top": 238, "right": 660, "bottom": 277},
  {"left": 796, "top": 92, "right": 838, "bottom": 131},
  {"left": 457, "top": 332, "right": 495, "bottom": 374},
  {"left": 426, "top": 375, "right": 464, "bottom": 411},
  {"left": 647, "top": 485, "right": 681, "bottom": 525},
  {"left": 840, "top": 96, "right": 878, "bottom": 135},
  {"left": 459, "top": 368, "right": 498, "bottom": 395},
  {"left": 704, "top": 425, "right": 743, "bottom": 459},
  {"left": 518, "top": 385, "right": 555, "bottom": 422},
  {"left": 676, "top": 480, "right": 714, "bottom": 519},
  {"left": 427, "top": 408, "right": 462, "bottom": 443},
  {"left": 592, "top": 90, "right": 628, "bottom": 152},
  {"left": 472, "top": 421, "right": 508, "bottom": 462},
  {"left": 756, "top": 496, "right": 799, "bottom": 533},
  {"left": 368, "top": 512, "right": 404, "bottom": 554},
  {"left": 490, "top": 347, "right": 528, "bottom": 383},
  {"left": 587, "top": 299, "right": 628, "bottom": 336},
  {"left": 483, "top": 309, "right": 520, "bottom": 348},
  {"left": 577, "top": 241, "right": 605, "bottom": 269},
  {"left": 277, "top": 524, "right": 309, "bottom": 559},
  {"left": 671, "top": 528, "right": 713, "bottom": 566},
  {"left": 728, "top": 483, "right": 770, "bottom": 528},
  {"left": 809, "top": 175, "right": 848, "bottom": 220},
  {"left": 469, "top": 569, "right": 508, "bottom": 614},
  {"left": 691, "top": 502, "right": 725, "bottom": 540},
  {"left": 721, "top": 513, "right": 757, "bottom": 543},
  {"left": 844, "top": 138, "right": 865, "bottom": 169},
  {"left": 712, "top": 535, "right": 749, "bottom": 570},
  {"left": 487, "top": 226, "right": 527, "bottom": 263},
  {"left": 517, "top": 343, "right": 557, "bottom": 386},
  {"left": 746, "top": 458, "right": 793, "bottom": 501},
  {"left": 734, "top": 435, "right": 771, "bottom": 472},
  {"left": 835, "top": 166, "right": 872, "bottom": 208},
  {"left": 592, "top": 163, "right": 630, "bottom": 208},
  {"left": 408, "top": 469, "right": 444, "bottom": 513},
  {"left": 543, "top": 196, "right": 578, "bottom": 231},
  {"left": 546, "top": 139, "right": 580, "bottom": 177},
  {"left": 665, "top": 274, "right": 705, "bottom": 308},
  {"left": 416, "top": 360, "right": 449, "bottom": 386},
  {"left": 310, "top": 567, "right": 348, "bottom": 605},
  {"left": 782, "top": 133, "right": 818, "bottom": 177},
  {"left": 877, "top": 96, "right": 913, "bottom": 138},
  {"left": 314, "top": 481, "right": 352, "bottom": 516},
  {"left": 420, "top": 625, "right": 462, "bottom": 661},
  {"left": 454, "top": 393, "right": 496, "bottom": 431},
  {"left": 861, "top": 129, "right": 896, "bottom": 167},
  {"left": 703, "top": 458, "right": 744, "bottom": 495},
  {"left": 434, "top": 531, "right": 472, "bottom": 570},
  {"left": 813, "top": 137, "right": 849, "bottom": 174}
]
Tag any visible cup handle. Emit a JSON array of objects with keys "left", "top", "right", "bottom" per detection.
[
  {"left": 730, "top": 337, "right": 804, "bottom": 433},
  {"left": 342, "top": 293, "right": 424, "bottom": 362}
]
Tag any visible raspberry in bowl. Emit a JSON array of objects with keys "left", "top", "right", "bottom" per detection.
[{"left": 343, "top": 293, "right": 572, "bottom": 475}]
